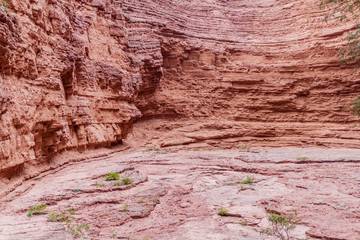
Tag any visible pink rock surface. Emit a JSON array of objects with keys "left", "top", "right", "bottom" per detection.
[
  {"left": 1, "top": 1, "right": 360, "bottom": 238},
  {"left": 0, "top": 148, "right": 359, "bottom": 239}
]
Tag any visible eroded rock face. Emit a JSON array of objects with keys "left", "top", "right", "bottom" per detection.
[
  {"left": 123, "top": 0, "right": 360, "bottom": 148},
  {"left": 1, "top": 0, "right": 360, "bottom": 178},
  {"left": 0, "top": 0, "right": 162, "bottom": 177}
]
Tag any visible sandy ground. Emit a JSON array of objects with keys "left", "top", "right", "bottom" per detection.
[{"left": 0, "top": 148, "right": 359, "bottom": 240}]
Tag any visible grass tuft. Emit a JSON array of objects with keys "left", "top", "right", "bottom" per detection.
[
  {"left": 239, "top": 221, "right": 248, "bottom": 226},
  {"left": 28, "top": 203, "right": 47, "bottom": 217},
  {"left": 113, "top": 177, "right": 132, "bottom": 186},
  {"left": 217, "top": 208, "right": 228, "bottom": 216},
  {"left": 240, "top": 177, "right": 254, "bottom": 184},
  {"left": 104, "top": 172, "right": 120, "bottom": 181},
  {"left": 66, "top": 223, "right": 89, "bottom": 238},
  {"left": 48, "top": 212, "right": 71, "bottom": 222},
  {"left": 122, "top": 202, "right": 129, "bottom": 212},
  {"left": 66, "top": 205, "right": 77, "bottom": 215}
]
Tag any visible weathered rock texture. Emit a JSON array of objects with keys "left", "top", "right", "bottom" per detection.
[
  {"left": 1, "top": 148, "right": 360, "bottom": 239},
  {"left": 0, "top": 0, "right": 162, "bottom": 178},
  {"left": 1, "top": 0, "right": 360, "bottom": 178},
  {"left": 125, "top": 0, "right": 360, "bottom": 149}
]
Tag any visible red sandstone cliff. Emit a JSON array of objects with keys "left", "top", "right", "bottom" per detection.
[
  {"left": 0, "top": 0, "right": 162, "bottom": 178},
  {"left": 1, "top": 0, "right": 360, "bottom": 178},
  {"left": 125, "top": 0, "right": 360, "bottom": 149}
]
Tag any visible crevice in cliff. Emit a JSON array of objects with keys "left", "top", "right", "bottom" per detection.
[
  {"left": 60, "top": 67, "right": 74, "bottom": 100},
  {"left": 0, "top": 162, "right": 24, "bottom": 180}
]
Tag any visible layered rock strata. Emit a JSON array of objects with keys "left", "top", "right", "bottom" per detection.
[
  {"left": 1, "top": 0, "right": 360, "bottom": 179},
  {"left": 124, "top": 0, "right": 360, "bottom": 148},
  {"left": 1, "top": 149, "right": 360, "bottom": 239},
  {"left": 0, "top": 0, "right": 162, "bottom": 178}
]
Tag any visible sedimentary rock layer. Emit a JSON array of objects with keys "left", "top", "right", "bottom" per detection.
[
  {"left": 1, "top": 0, "right": 360, "bottom": 178},
  {"left": 123, "top": 0, "right": 360, "bottom": 148},
  {"left": 0, "top": 0, "right": 162, "bottom": 177},
  {"left": 1, "top": 149, "right": 359, "bottom": 239}
]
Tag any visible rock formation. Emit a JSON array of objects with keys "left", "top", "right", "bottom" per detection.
[
  {"left": 1, "top": 0, "right": 360, "bottom": 179},
  {"left": 0, "top": 0, "right": 162, "bottom": 179},
  {"left": 1, "top": 149, "right": 360, "bottom": 239},
  {"left": 125, "top": 0, "right": 360, "bottom": 149}
]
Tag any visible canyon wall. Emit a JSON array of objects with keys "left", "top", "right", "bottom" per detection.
[
  {"left": 125, "top": 0, "right": 360, "bottom": 149},
  {"left": 0, "top": 0, "right": 162, "bottom": 178},
  {"left": 1, "top": 0, "right": 360, "bottom": 178}
]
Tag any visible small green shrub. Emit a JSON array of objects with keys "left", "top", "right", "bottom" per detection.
[
  {"left": 122, "top": 202, "right": 129, "bottom": 212},
  {"left": 241, "top": 177, "right": 254, "bottom": 184},
  {"left": 28, "top": 203, "right": 47, "bottom": 217},
  {"left": 296, "top": 157, "right": 310, "bottom": 161},
  {"left": 217, "top": 208, "right": 228, "bottom": 216},
  {"left": 260, "top": 213, "right": 296, "bottom": 240},
  {"left": 122, "top": 178, "right": 132, "bottom": 185},
  {"left": 66, "top": 223, "right": 90, "bottom": 239},
  {"left": 104, "top": 172, "right": 120, "bottom": 181},
  {"left": 95, "top": 182, "right": 104, "bottom": 187},
  {"left": 48, "top": 212, "right": 70, "bottom": 222},
  {"left": 66, "top": 205, "right": 77, "bottom": 215},
  {"left": 239, "top": 221, "right": 248, "bottom": 226},
  {"left": 113, "top": 181, "right": 122, "bottom": 186},
  {"left": 113, "top": 178, "right": 132, "bottom": 186},
  {"left": 351, "top": 96, "right": 360, "bottom": 116},
  {"left": 111, "top": 230, "right": 118, "bottom": 238}
]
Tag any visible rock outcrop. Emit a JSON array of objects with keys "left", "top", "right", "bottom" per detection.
[
  {"left": 124, "top": 0, "right": 360, "bottom": 149},
  {"left": 1, "top": 148, "right": 360, "bottom": 239},
  {"left": 0, "top": 0, "right": 162, "bottom": 178},
  {"left": 1, "top": 0, "right": 360, "bottom": 178}
]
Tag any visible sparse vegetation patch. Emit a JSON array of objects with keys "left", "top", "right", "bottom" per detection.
[
  {"left": 122, "top": 202, "right": 129, "bottom": 212},
  {"left": 122, "top": 177, "right": 132, "bottom": 185},
  {"left": 238, "top": 146, "right": 251, "bottom": 151},
  {"left": 240, "top": 221, "right": 248, "bottom": 226},
  {"left": 217, "top": 208, "right": 229, "bottom": 216},
  {"left": 95, "top": 181, "right": 105, "bottom": 187},
  {"left": 66, "top": 223, "right": 90, "bottom": 239},
  {"left": 104, "top": 172, "right": 120, "bottom": 181},
  {"left": 241, "top": 177, "right": 254, "bottom": 184},
  {"left": 27, "top": 203, "right": 47, "bottom": 217},
  {"left": 260, "top": 213, "right": 297, "bottom": 240},
  {"left": 66, "top": 205, "right": 77, "bottom": 215},
  {"left": 142, "top": 148, "right": 172, "bottom": 152},
  {"left": 48, "top": 212, "right": 71, "bottom": 222}
]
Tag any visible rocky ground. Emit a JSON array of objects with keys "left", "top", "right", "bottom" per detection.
[{"left": 0, "top": 147, "right": 359, "bottom": 240}]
